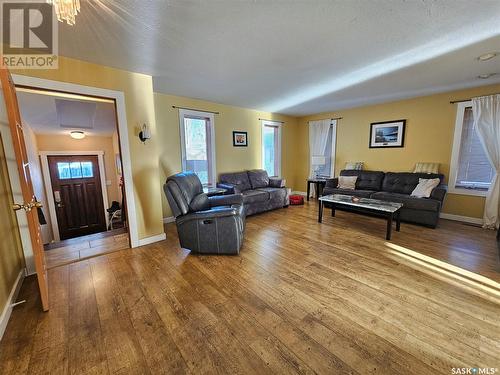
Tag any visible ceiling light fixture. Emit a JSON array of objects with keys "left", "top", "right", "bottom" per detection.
[
  {"left": 47, "top": 0, "right": 81, "bottom": 26},
  {"left": 477, "top": 73, "right": 497, "bottom": 79},
  {"left": 70, "top": 131, "right": 85, "bottom": 139},
  {"left": 478, "top": 52, "right": 497, "bottom": 62}
]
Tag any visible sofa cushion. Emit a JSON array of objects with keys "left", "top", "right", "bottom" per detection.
[
  {"left": 370, "top": 191, "right": 441, "bottom": 212},
  {"left": 242, "top": 190, "right": 269, "bottom": 204},
  {"left": 256, "top": 187, "right": 287, "bottom": 202},
  {"left": 248, "top": 169, "right": 269, "bottom": 189},
  {"left": 382, "top": 172, "right": 443, "bottom": 195},
  {"left": 340, "top": 170, "right": 385, "bottom": 191},
  {"left": 219, "top": 171, "right": 252, "bottom": 192},
  {"left": 323, "top": 188, "right": 374, "bottom": 198}
]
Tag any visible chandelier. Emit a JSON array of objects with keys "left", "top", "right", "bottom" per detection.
[{"left": 47, "top": 0, "right": 81, "bottom": 26}]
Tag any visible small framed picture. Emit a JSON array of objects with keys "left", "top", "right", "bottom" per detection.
[
  {"left": 233, "top": 131, "right": 248, "bottom": 147},
  {"left": 369, "top": 120, "right": 406, "bottom": 148}
]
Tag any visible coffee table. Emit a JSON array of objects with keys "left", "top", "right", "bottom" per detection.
[{"left": 318, "top": 194, "right": 403, "bottom": 240}]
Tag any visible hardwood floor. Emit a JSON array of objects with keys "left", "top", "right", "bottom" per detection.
[
  {"left": 44, "top": 229, "right": 129, "bottom": 269},
  {"left": 1, "top": 201, "right": 499, "bottom": 374}
]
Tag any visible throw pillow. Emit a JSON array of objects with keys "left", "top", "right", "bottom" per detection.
[
  {"left": 345, "top": 161, "right": 364, "bottom": 170},
  {"left": 413, "top": 162, "right": 439, "bottom": 174},
  {"left": 337, "top": 176, "right": 357, "bottom": 190},
  {"left": 410, "top": 178, "right": 440, "bottom": 198}
]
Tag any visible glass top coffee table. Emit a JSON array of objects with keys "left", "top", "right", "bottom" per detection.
[{"left": 318, "top": 194, "right": 403, "bottom": 240}]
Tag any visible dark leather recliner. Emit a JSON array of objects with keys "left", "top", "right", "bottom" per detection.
[{"left": 164, "top": 172, "right": 245, "bottom": 254}]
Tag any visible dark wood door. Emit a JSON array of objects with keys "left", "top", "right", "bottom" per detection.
[
  {"left": 48, "top": 155, "right": 107, "bottom": 240},
  {"left": 0, "top": 67, "right": 49, "bottom": 310}
]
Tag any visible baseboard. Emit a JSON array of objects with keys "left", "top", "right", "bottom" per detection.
[
  {"left": 137, "top": 233, "right": 167, "bottom": 247},
  {"left": 440, "top": 213, "right": 483, "bottom": 225},
  {"left": 0, "top": 270, "right": 25, "bottom": 341},
  {"left": 291, "top": 191, "right": 307, "bottom": 196},
  {"left": 163, "top": 216, "right": 175, "bottom": 224}
]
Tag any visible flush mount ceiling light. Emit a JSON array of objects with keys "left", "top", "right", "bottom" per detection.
[
  {"left": 70, "top": 131, "right": 85, "bottom": 139},
  {"left": 477, "top": 52, "right": 497, "bottom": 62},
  {"left": 477, "top": 73, "right": 497, "bottom": 79},
  {"left": 47, "top": 0, "right": 81, "bottom": 26}
]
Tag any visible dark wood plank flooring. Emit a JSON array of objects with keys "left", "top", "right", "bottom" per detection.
[{"left": 1, "top": 201, "right": 499, "bottom": 374}]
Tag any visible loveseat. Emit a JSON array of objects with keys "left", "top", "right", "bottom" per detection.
[
  {"left": 323, "top": 170, "right": 447, "bottom": 228},
  {"left": 217, "top": 169, "right": 289, "bottom": 216}
]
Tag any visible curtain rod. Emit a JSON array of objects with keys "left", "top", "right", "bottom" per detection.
[
  {"left": 259, "top": 118, "right": 285, "bottom": 123},
  {"left": 172, "top": 105, "right": 219, "bottom": 114},
  {"left": 450, "top": 93, "right": 500, "bottom": 104}
]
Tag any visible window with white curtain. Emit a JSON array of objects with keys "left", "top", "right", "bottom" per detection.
[
  {"left": 449, "top": 102, "right": 494, "bottom": 196},
  {"left": 261, "top": 120, "right": 282, "bottom": 177},
  {"left": 179, "top": 109, "right": 216, "bottom": 186}
]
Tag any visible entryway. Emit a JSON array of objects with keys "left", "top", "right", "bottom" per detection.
[{"left": 13, "top": 86, "right": 131, "bottom": 269}]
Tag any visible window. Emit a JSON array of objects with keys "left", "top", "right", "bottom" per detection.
[
  {"left": 57, "top": 161, "right": 93, "bottom": 179},
  {"left": 179, "top": 109, "right": 216, "bottom": 186},
  {"left": 449, "top": 102, "right": 494, "bottom": 196},
  {"left": 261, "top": 120, "right": 282, "bottom": 177}
]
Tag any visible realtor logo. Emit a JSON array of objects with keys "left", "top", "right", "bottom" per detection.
[{"left": 1, "top": 0, "right": 58, "bottom": 69}]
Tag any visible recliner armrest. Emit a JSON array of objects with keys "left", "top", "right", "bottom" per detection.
[
  {"left": 430, "top": 184, "right": 447, "bottom": 202},
  {"left": 176, "top": 206, "right": 240, "bottom": 225},
  {"left": 217, "top": 183, "right": 241, "bottom": 194},
  {"left": 269, "top": 178, "right": 286, "bottom": 188},
  {"left": 325, "top": 178, "right": 338, "bottom": 188},
  {"left": 209, "top": 194, "right": 243, "bottom": 207}
]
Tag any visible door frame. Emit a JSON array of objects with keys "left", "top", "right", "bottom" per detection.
[
  {"left": 12, "top": 74, "right": 139, "bottom": 247},
  {"left": 40, "top": 150, "right": 110, "bottom": 242}
]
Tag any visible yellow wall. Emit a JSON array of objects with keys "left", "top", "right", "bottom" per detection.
[
  {"left": 155, "top": 93, "right": 299, "bottom": 218},
  {"left": 0, "top": 135, "right": 24, "bottom": 316},
  {"left": 36, "top": 134, "right": 121, "bottom": 204},
  {"left": 15, "top": 56, "right": 163, "bottom": 239},
  {"left": 296, "top": 84, "right": 500, "bottom": 218}
]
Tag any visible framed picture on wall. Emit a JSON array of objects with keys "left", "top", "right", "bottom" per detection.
[
  {"left": 369, "top": 120, "right": 406, "bottom": 148},
  {"left": 233, "top": 131, "right": 248, "bottom": 147}
]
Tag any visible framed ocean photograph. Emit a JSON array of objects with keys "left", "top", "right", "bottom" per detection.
[
  {"left": 369, "top": 120, "right": 406, "bottom": 148},
  {"left": 233, "top": 131, "right": 248, "bottom": 147}
]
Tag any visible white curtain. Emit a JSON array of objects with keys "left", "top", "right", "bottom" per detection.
[
  {"left": 309, "top": 119, "right": 331, "bottom": 197},
  {"left": 472, "top": 94, "right": 500, "bottom": 229}
]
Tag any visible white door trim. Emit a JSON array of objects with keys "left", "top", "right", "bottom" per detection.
[
  {"left": 39, "top": 151, "right": 109, "bottom": 242},
  {"left": 12, "top": 74, "right": 139, "bottom": 247}
]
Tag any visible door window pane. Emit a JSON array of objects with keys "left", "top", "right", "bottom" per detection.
[
  {"left": 70, "top": 162, "right": 83, "bottom": 178},
  {"left": 81, "top": 162, "right": 93, "bottom": 178},
  {"left": 57, "top": 160, "right": 94, "bottom": 179},
  {"left": 57, "top": 162, "right": 71, "bottom": 179}
]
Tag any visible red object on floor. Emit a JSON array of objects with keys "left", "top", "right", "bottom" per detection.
[{"left": 289, "top": 194, "right": 304, "bottom": 205}]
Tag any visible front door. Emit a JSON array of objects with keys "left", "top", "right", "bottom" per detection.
[
  {"left": 48, "top": 155, "right": 107, "bottom": 240},
  {"left": 0, "top": 68, "right": 49, "bottom": 311}
]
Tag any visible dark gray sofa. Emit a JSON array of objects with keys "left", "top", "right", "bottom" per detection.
[
  {"left": 323, "top": 170, "right": 447, "bottom": 228},
  {"left": 164, "top": 172, "right": 245, "bottom": 254},
  {"left": 217, "top": 169, "right": 289, "bottom": 216}
]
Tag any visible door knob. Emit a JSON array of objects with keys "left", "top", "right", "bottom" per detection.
[{"left": 12, "top": 200, "right": 43, "bottom": 212}]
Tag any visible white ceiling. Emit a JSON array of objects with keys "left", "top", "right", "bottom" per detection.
[
  {"left": 56, "top": 0, "right": 500, "bottom": 115},
  {"left": 17, "top": 91, "right": 117, "bottom": 136}
]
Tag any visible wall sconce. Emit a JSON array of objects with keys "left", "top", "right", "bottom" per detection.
[{"left": 139, "top": 123, "right": 151, "bottom": 143}]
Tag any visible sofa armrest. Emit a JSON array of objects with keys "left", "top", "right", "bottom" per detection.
[
  {"left": 216, "top": 182, "right": 241, "bottom": 194},
  {"left": 269, "top": 178, "right": 286, "bottom": 188},
  {"left": 430, "top": 184, "right": 447, "bottom": 202},
  {"left": 209, "top": 194, "right": 243, "bottom": 207},
  {"left": 176, "top": 206, "right": 239, "bottom": 225},
  {"left": 325, "top": 178, "right": 338, "bottom": 188}
]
